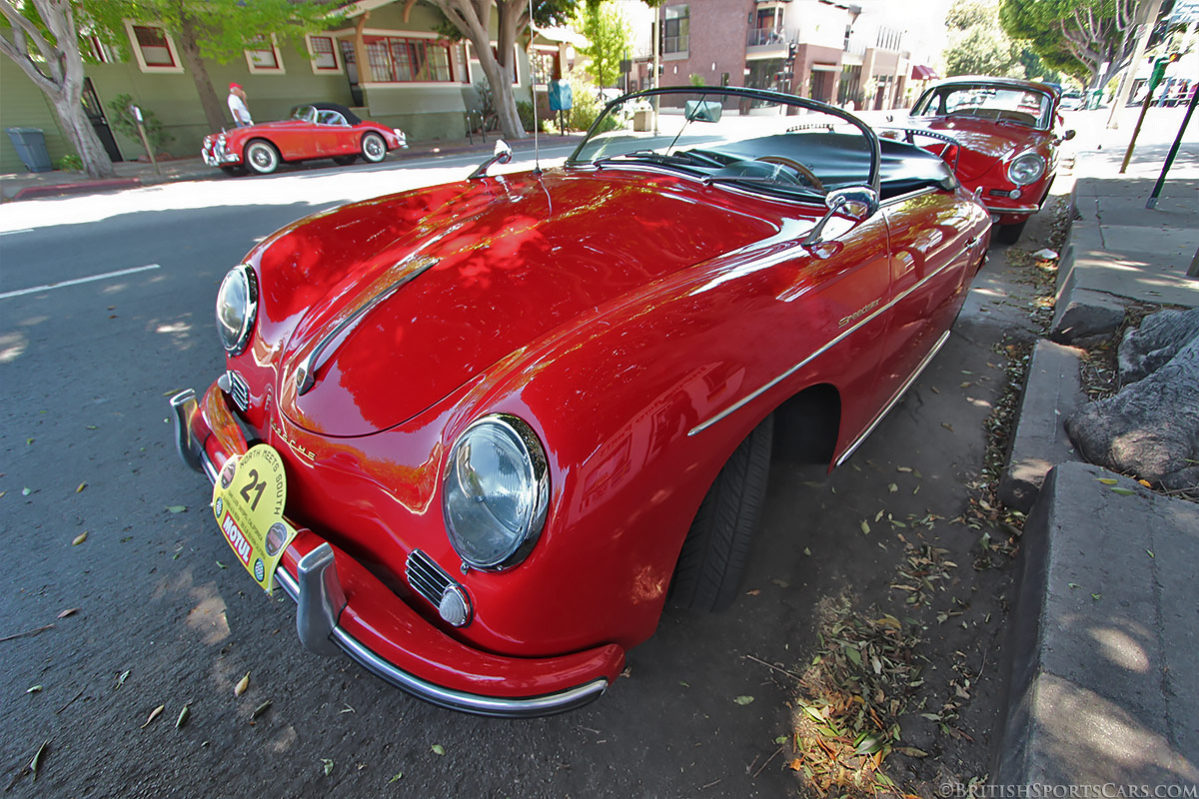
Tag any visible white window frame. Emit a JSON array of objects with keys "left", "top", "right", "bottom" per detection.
[
  {"left": 244, "top": 34, "right": 286, "bottom": 74},
  {"left": 359, "top": 28, "right": 471, "bottom": 89},
  {"left": 306, "top": 34, "right": 342, "bottom": 74},
  {"left": 464, "top": 41, "right": 522, "bottom": 88},
  {"left": 124, "top": 20, "right": 183, "bottom": 74}
]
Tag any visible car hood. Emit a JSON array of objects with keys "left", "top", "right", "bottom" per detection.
[
  {"left": 268, "top": 172, "right": 779, "bottom": 437},
  {"left": 913, "top": 118, "right": 1045, "bottom": 182}
]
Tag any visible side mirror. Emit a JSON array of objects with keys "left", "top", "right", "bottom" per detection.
[
  {"left": 803, "top": 186, "right": 879, "bottom": 248},
  {"left": 468, "top": 139, "right": 513, "bottom": 180},
  {"left": 1062, "top": 129, "right": 1076, "bottom": 141}
]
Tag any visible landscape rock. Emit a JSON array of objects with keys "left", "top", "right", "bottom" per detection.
[
  {"left": 1065, "top": 335, "right": 1199, "bottom": 485},
  {"left": 1118, "top": 308, "right": 1199, "bottom": 385}
]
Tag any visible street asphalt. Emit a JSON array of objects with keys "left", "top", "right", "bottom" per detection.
[{"left": 2, "top": 108, "right": 1196, "bottom": 790}]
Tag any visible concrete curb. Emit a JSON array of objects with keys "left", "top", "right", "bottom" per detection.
[
  {"left": 12, "top": 177, "right": 141, "bottom": 201},
  {"left": 995, "top": 461, "right": 1199, "bottom": 785},
  {"left": 997, "top": 340, "right": 1086, "bottom": 512}
]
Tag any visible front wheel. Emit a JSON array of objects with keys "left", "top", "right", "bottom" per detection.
[
  {"left": 244, "top": 140, "right": 280, "bottom": 175},
  {"left": 361, "top": 132, "right": 387, "bottom": 163},
  {"left": 670, "top": 415, "right": 774, "bottom": 612},
  {"left": 996, "top": 219, "right": 1028, "bottom": 244}
]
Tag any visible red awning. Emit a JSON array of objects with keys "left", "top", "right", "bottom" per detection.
[{"left": 911, "top": 65, "right": 939, "bottom": 81}]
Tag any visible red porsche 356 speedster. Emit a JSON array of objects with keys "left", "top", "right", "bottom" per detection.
[
  {"left": 900, "top": 76, "right": 1075, "bottom": 243},
  {"left": 201, "top": 102, "right": 407, "bottom": 176},
  {"left": 172, "top": 86, "right": 990, "bottom": 716}
]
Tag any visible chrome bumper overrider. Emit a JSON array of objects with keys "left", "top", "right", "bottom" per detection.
[{"left": 168, "top": 388, "right": 608, "bottom": 717}]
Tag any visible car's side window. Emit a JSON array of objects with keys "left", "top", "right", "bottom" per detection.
[{"left": 317, "top": 110, "right": 348, "bottom": 126}]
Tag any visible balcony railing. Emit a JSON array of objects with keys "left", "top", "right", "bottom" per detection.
[{"left": 747, "top": 28, "right": 787, "bottom": 48}]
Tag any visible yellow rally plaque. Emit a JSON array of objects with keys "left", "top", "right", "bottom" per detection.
[{"left": 211, "top": 444, "right": 297, "bottom": 593}]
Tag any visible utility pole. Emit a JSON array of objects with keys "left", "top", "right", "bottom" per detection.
[{"left": 1107, "top": 0, "right": 1163, "bottom": 129}]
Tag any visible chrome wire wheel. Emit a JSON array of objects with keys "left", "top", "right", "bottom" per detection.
[
  {"left": 361, "top": 132, "right": 386, "bottom": 163},
  {"left": 245, "top": 140, "right": 280, "bottom": 174}
]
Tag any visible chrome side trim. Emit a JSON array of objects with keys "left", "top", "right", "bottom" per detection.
[
  {"left": 835, "top": 328, "right": 951, "bottom": 467},
  {"left": 689, "top": 256, "right": 958, "bottom": 437},
  {"left": 984, "top": 203, "right": 1040, "bottom": 215},
  {"left": 274, "top": 564, "right": 607, "bottom": 717}
]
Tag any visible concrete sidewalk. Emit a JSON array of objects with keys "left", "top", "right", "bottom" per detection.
[
  {"left": 996, "top": 117, "right": 1199, "bottom": 784},
  {"left": 0, "top": 133, "right": 573, "bottom": 202}
]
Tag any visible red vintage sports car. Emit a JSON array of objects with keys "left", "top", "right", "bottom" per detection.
[
  {"left": 171, "top": 86, "right": 990, "bottom": 716},
  {"left": 201, "top": 102, "right": 407, "bottom": 176},
  {"left": 899, "top": 76, "right": 1075, "bottom": 243}
]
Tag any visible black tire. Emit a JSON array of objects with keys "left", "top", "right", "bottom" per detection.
[
  {"left": 244, "top": 140, "right": 280, "bottom": 175},
  {"left": 361, "top": 132, "right": 387, "bottom": 163},
  {"left": 996, "top": 219, "right": 1027, "bottom": 244},
  {"left": 333, "top": 154, "right": 358, "bottom": 166},
  {"left": 670, "top": 415, "right": 774, "bottom": 612}
]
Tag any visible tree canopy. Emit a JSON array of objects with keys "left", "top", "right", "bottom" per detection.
[
  {"left": 944, "top": 0, "right": 1023, "bottom": 78},
  {"left": 998, "top": 0, "right": 1153, "bottom": 89},
  {"left": 574, "top": 0, "right": 630, "bottom": 88}
]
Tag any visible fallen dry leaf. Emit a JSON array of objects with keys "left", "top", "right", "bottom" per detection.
[
  {"left": 234, "top": 673, "right": 250, "bottom": 697},
  {"left": 75, "top": 482, "right": 87, "bottom": 494},
  {"left": 71, "top": 532, "right": 88, "bottom": 546},
  {"left": 141, "top": 704, "right": 165, "bottom": 729},
  {"left": 56, "top": 608, "right": 78, "bottom": 619},
  {"left": 175, "top": 705, "right": 190, "bottom": 729}
]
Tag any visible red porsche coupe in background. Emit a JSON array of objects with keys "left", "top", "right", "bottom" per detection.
[
  {"left": 201, "top": 102, "right": 407, "bottom": 176},
  {"left": 172, "top": 86, "right": 990, "bottom": 716},
  {"left": 901, "top": 76, "right": 1075, "bottom": 243}
]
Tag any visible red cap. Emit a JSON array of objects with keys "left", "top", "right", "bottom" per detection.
[{"left": 229, "top": 82, "right": 242, "bottom": 90}]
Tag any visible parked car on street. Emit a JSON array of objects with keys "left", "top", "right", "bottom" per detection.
[
  {"left": 898, "top": 76, "right": 1074, "bottom": 243},
  {"left": 171, "top": 86, "right": 991, "bottom": 716},
  {"left": 201, "top": 102, "right": 407, "bottom": 176}
]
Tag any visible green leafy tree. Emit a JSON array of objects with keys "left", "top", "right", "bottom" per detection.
[
  {"left": 575, "top": 0, "right": 629, "bottom": 88},
  {"left": 0, "top": 0, "right": 115, "bottom": 177},
  {"left": 943, "top": 0, "right": 1022, "bottom": 78},
  {"left": 998, "top": 0, "right": 1165, "bottom": 90},
  {"left": 107, "top": 92, "right": 173, "bottom": 154},
  {"left": 427, "top": 0, "right": 579, "bottom": 140}
]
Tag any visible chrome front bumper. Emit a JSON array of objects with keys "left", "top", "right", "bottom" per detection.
[{"left": 168, "top": 387, "right": 610, "bottom": 717}]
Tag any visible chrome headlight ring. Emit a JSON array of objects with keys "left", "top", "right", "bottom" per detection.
[
  {"left": 216, "top": 263, "right": 258, "bottom": 355},
  {"left": 442, "top": 414, "right": 550, "bottom": 571},
  {"left": 1007, "top": 152, "right": 1046, "bottom": 187}
]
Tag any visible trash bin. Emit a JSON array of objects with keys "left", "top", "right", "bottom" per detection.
[{"left": 6, "top": 127, "right": 53, "bottom": 173}]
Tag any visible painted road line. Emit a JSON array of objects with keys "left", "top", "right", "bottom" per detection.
[{"left": 0, "top": 263, "right": 161, "bottom": 300}]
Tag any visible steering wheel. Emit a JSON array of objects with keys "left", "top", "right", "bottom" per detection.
[{"left": 753, "top": 156, "right": 824, "bottom": 191}]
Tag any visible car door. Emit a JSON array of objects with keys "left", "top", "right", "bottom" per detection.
[
  {"left": 876, "top": 189, "right": 983, "bottom": 406},
  {"left": 315, "top": 109, "right": 352, "bottom": 156}
]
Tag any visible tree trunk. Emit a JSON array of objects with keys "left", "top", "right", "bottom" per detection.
[
  {"left": 430, "top": 0, "right": 527, "bottom": 141},
  {"left": 494, "top": 0, "right": 527, "bottom": 139},
  {"left": 176, "top": 15, "right": 227, "bottom": 133},
  {"left": 0, "top": 0, "right": 115, "bottom": 178}
]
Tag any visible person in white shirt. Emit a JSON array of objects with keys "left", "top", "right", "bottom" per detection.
[{"left": 228, "top": 83, "right": 253, "bottom": 127}]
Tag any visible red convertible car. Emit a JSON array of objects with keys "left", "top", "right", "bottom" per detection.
[
  {"left": 171, "top": 87, "right": 990, "bottom": 716},
  {"left": 899, "top": 76, "right": 1074, "bottom": 243},
  {"left": 201, "top": 102, "right": 407, "bottom": 176}
]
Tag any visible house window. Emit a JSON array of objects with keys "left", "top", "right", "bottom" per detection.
[
  {"left": 365, "top": 36, "right": 460, "bottom": 83},
  {"left": 245, "top": 36, "right": 285, "bottom": 73},
  {"left": 134, "top": 25, "right": 173, "bottom": 66},
  {"left": 662, "top": 6, "right": 689, "bottom": 55},
  {"left": 531, "top": 47, "right": 561, "bottom": 87},
  {"left": 308, "top": 35, "right": 339, "bottom": 72},
  {"left": 87, "top": 35, "right": 116, "bottom": 63},
  {"left": 125, "top": 21, "right": 183, "bottom": 73}
]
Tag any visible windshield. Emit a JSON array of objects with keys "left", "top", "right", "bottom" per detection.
[
  {"left": 911, "top": 84, "right": 1054, "bottom": 129},
  {"left": 289, "top": 105, "right": 317, "bottom": 123},
  {"left": 567, "top": 88, "right": 879, "bottom": 201}
]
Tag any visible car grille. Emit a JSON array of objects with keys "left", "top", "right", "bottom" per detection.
[
  {"left": 406, "top": 549, "right": 457, "bottom": 608},
  {"left": 226, "top": 370, "right": 250, "bottom": 412}
]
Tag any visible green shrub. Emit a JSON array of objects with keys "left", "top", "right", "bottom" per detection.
[
  {"left": 106, "top": 94, "right": 173, "bottom": 154},
  {"left": 516, "top": 100, "right": 536, "bottom": 133},
  {"left": 55, "top": 153, "right": 83, "bottom": 172}
]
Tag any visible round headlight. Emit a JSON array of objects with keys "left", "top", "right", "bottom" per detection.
[
  {"left": 216, "top": 264, "right": 257, "bottom": 354},
  {"left": 1007, "top": 153, "right": 1046, "bottom": 186},
  {"left": 443, "top": 415, "right": 549, "bottom": 571}
]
